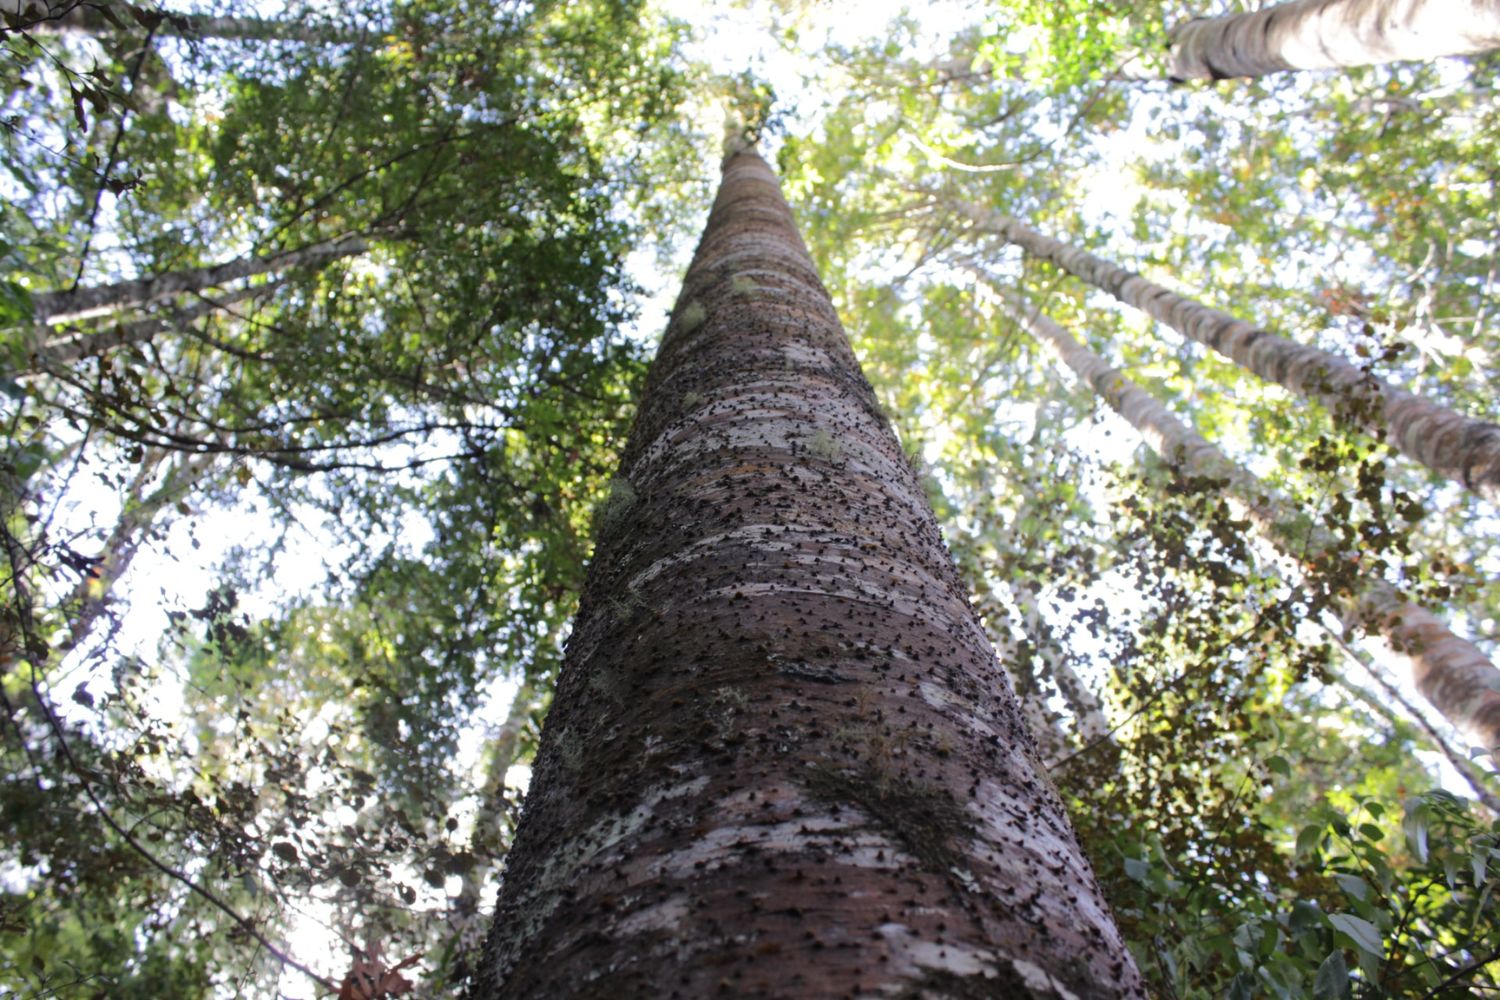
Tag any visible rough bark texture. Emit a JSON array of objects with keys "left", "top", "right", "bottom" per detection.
[
  {"left": 30, "top": 235, "right": 368, "bottom": 324},
  {"left": 1000, "top": 294, "right": 1500, "bottom": 753},
  {"left": 475, "top": 150, "right": 1144, "bottom": 998},
  {"left": 977, "top": 210, "right": 1500, "bottom": 506},
  {"left": 1164, "top": 0, "right": 1500, "bottom": 80}
]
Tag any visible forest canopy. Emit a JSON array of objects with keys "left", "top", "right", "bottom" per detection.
[{"left": 1, "top": 0, "right": 1497, "bottom": 996}]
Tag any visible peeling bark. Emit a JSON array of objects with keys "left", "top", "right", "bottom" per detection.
[
  {"left": 974, "top": 210, "right": 1500, "bottom": 506},
  {"left": 30, "top": 234, "right": 368, "bottom": 325},
  {"left": 998, "top": 292, "right": 1500, "bottom": 753},
  {"left": 1164, "top": 0, "right": 1500, "bottom": 81},
  {"left": 475, "top": 150, "right": 1144, "bottom": 998}
]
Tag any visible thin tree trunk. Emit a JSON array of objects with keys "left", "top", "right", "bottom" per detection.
[
  {"left": 31, "top": 234, "right": 368, "bottom": 325},
  {"left": 972, "top": 589, "right": 1073, "bottom": 763},
  {"left": 997, "top": 290, "right": 1500, "bottom": 753},
  {"left": 973, "top": 210, "right": 1500, "bottom": 505},
  {"left": 1009, "top": 581, "right": 1112, "bottom": 748},
  {"left": 2, "top": 1, "right": 360, "bottom": 44},
  {"left": 449, "top": 684, "right": 534, "bottom": 930},
  {"left": 476, "top": 147, "right": 1144, "bottom": 998},
  {"left": 1160, "top": 0, "right": 1500, "bottom": 81},
  {"left": 1320, "top": 625, "right": 1500, "bottom": 814},
  {"left": 25, "top": 279, "right": 279, "bottom": 372},
  {"left": 61, "top": 448, "right": 215, "bottom": 653}
]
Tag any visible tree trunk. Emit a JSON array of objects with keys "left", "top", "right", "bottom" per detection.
[
  {"left": 2, "top": 0, "right": 360, "bottom": 44},
  {"left": 31, "top": 234, "right": 368, "bottom": 325},
  {"left": 997, "top": 290, "right": 1500, "bottom": 753},
  {"left": 973, "top": 210, "right": 1500, "bottom": 506},
  {"left": 24, "top": 279, "right": 279, "bottom": 372},
  {"left": 1162, "top": 0, "right": 1500, "bottom": 81},
  {"left": 475, "top": 147, "right": 1144, "bottom": 998}
]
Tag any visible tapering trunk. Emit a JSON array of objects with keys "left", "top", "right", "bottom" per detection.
[
  {"left": 998, "top": 291, "right": 1500, "bottom": 753},
  {"left": 1162, "top": 0, "right": 1500, "bottom": 81},
  {"left": 476, "top": 148, "right": 1143, "bottom": 998},
  {"left": 974, "top": 210, "right": 1500, "bottom": 505},
  {"left": 2, "top": 1, "right": 360, "bottom": 44},
  {"left": 31, "top": 234, "right": 368, "bottom": 325}
]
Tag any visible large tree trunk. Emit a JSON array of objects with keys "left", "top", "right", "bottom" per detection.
[
  {"left": 996, "top": 290, "right": 1500, "bottom": 753},
  {"left": 475, "top": 147, "right": 1144, "bottom": 998},
  {"left": 1162, "top": 0, "right": 1500, "bottom": 81},
  {"left": 31, "top": 234, "right": 368, "bottom": 325},
  {"left": 973, "top": 210, "right": 1500, "bottom": 506}
]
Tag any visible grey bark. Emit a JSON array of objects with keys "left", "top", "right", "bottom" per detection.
[
  {"left": 31, "top": 234, "right": 367, "bottom": 325},
  {"left": 974, "top": 209, "right": 1500, "bottom": 505},
  {"left": 476, "top": 148, "right": 1144, "bottom": 997},
  {"left": 25, "top": 279, "right": 278, "bottom": 372},
  {"left": 1321, "top": 626, "right": 1500, "bottom": 814},
  {"left": 2, "top": 0, "right": 360, "bottom": 44},
  {"left": 998, "top": 291, "right": 1500, "bottom": 753},
  {"left": 1163, "top": 0, "right": 1500, "bottom": 81}
]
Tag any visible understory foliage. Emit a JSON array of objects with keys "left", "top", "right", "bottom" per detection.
[{"left": 1, "top": 0, "right": 1498, "bottom": 996}]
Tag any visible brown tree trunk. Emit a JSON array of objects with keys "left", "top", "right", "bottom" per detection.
[
  {"left": 475, "top": 147, "right": 1144, "bottom": 998},
  {"left": 1162, "top": 0, "right": 1500, "bottom": 81},
  {"left": 973, "top": 209, "right": 1500, "bottom": 506},
  {"left": 31, "top": 234, "right": 368, "bottom": 325},
  {"left": 996, "top": 290, "right": 1500, "bottom": 753}
]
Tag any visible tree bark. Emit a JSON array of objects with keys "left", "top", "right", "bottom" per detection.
[
  {"left": 475, "top": 148, "right": 1144, "bottom": 998},
  {"left": 973, "top": 209, "right": 1500, "bottom": 506},
  {"left": 1162, "top": 0, "right": 1500, "bottom": 81},
  {"left": 24, "top": 279, "right": 279, "bottom": 372},
  {"left": 997, "top": 290, "right": 1500, "bottom": 753},
  {"left": 2, "top": 0, "right": 360, "bottom": 44},
  {"left": 31, "top": 234, "right": 368, "bottom": 325}
]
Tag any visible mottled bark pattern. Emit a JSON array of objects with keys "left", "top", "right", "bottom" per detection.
[
  {"left": 980, "top": 211, "right": 1500, "bottom": 506},
  {"left": 476, "top": 151, "right": 1144, "bottom": 998},
  {"left": 1003, "top": 297, "right": 1500, "bottom": 752},
  {"left": 30, "top": 235, "right": 368, "bottom": 324},
  {"left": 1166, "top": 0, "right": 1500, "bottom": 80}
]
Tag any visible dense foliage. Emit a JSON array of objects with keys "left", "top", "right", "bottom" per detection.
[{"left": 1, "top": 0, "right": 1495, "bottom": 996}]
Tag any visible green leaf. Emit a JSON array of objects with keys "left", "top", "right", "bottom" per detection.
[
  {"left": 1312, "top": 950, "right": 1350, "bottom": 999},
  {"left": 1123, "top": 856, "right": 1150, "bottom": 882},
  {"left": 1265, "top": 755, "right": 1291, "bottom": 777},
  {"left": 1332, "top": 874, "right": 1369, "bottom": 902},
  {"left": 1290, "top": 900, "right": 1325, "bottom": 935},
  {"left": 1328, "top": 913, "right": 1383, "bottom": 957},
  {"left": 1296, "top": 824, "right": 1324, "bottom": 859},
  {"left": 1403, "top": 803, "right": 1430, "bottom": 862}
]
